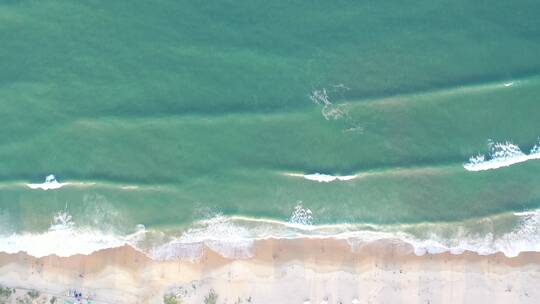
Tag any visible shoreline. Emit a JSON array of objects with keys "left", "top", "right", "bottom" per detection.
[
  {"left": 1, "top": 238, "right": 540, "bottom": 303},
  {"left": 4, "top": 207, "right": 540, "bottom": 260}
]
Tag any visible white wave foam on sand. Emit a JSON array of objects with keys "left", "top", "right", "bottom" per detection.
[
  {"left": 146, "top": 215, "right": 255, "bottom": 261},
  {"left": 464, "top": 140, "right": 540, "bottom": 171},
  {"left": 145, "top": 205, "right": 540, "bottom": 260},
  {"left": 27, "top": 174, "right": 67, "bottom": 190},
  {"left": 399, "top": 209, "right": 540, "bottom": 257},
  {"left": 286, "top": 172, "right": 357, "bottom": 183},
  {"left": 3, "top": 206, "right": 540, "bottom": 260},
  {"left": 147, "top": 202, "right": 317, "bottom": 260},
  {"left": 0, "top": 211, "right": 144, "bottom": 257}
]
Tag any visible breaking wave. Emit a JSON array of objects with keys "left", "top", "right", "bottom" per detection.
[
  {"left": 464, "top": 139, "right": 540, "bottom": 171},
  {"left": 0, "top": 211, "right": 144, "bottom": 257},
  {"left": 2, "top": 204, "right": 540, "bottom": 260},
  {"left": 27, "top": 175, "right": 67, "bottom": 190},
  {"left": 22, "top": 174, "right": 151, "bottom": 191},
  {"left": 285, "top": 172, "right": 357, "bottom": 182},
  {"left": 289, "top": 202, "right": 313, "bottom": 225}
]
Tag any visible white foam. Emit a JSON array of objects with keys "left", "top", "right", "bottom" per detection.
[
  {"left": 0, "top": 211, "right": 143, "bottom": 257},
  {"left": 3, "top": 206, "right": 540, "bottom": 261},
  {"left": 289, "top": 202, "right": 313, "bottom": 226},
  {"left": 305, "top": 173, "right": 338, "bottom": 182},
  {"left": 149, "top": 242, "right": 204, "bottom": 261},
  {"left": 391, "top": 209, "right": 540, "bottom": 258},
  {"left": 27, "top": 174, "right": 67, "bottom": 190},
  {"left": 286, "top": 172, "right": 357, "bottom": 183},
  {"left": 147, "top": 215, "right": 255, "bottom": 261},
  {"left": 147, "top": 207, "right": 540, "bottom": 260},
  {"left": 464, "top": 140, "right": 540, "bottom": 171},
  {"left": 504, "top": 82, "right": 514, "bottom": 87}
]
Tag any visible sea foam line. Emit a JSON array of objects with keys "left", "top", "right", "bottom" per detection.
[
  {"left": 464, "top": 140, "right": 540, "bottom": 171},
  {"left": 145, "top": 208, "right": 540, "bottom": 260},
  {"left": 3, "top": 205, "right": 540, "bottom": 260},
  {"left": 0, "top": 211, "right": 145, "bottom": 257}
]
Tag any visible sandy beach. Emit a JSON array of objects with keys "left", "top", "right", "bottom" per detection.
[{"left": 1, "top": 239, "right": 539, "bottom": 304}]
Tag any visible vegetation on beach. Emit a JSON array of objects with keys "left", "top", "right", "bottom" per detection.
[
  {"left": 0, "top": 286, "right": 15, "bottom": 304},
  {"left": 27, "top": 290, "right": 40, "bottom": 299},
  {"left": 204, "top": 289, "right": 218, "bottom": 304},
  {"left": 163, "top": 294, "right": 181, "bottom": 304},
  {"left": 0, "top": 286, "right": 14, "bottom": 297},
  {"left": 8, "top": 289, "right": 41, "bottom": 304},
  {"left": 15, "top": 297, "right": 31, "bottom": 304}
]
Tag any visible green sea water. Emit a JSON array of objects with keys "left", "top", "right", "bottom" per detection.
[{"left": 1, "top": 0, "right": 540, "bottom": 258}]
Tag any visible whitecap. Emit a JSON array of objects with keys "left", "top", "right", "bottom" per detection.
[
  {"left": 27, "top": 174, "right": 67, "bottom": 190},
  {"left": 289, "top": 202, "right": 313, "bottom": 226},
  {"left": 286, "top": 172, "right": 357, "bottom": 183},
  {"left": 464, "top": 140, "right": 540, "bottom": 171}
]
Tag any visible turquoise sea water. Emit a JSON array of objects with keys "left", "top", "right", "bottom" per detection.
[{"left": 1, "top": 0, "right": 540, "bottom": 258}]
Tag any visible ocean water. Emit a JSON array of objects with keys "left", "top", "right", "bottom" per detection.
[{"left": 1, "top": 0, "right": 540, "bottom": 259}]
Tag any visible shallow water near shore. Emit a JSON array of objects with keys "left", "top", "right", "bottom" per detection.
[{"left": 1, "top": 1, "right": 540, "bottom": 260}]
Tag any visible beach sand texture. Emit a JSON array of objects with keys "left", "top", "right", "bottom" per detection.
[{"left": 1, "top": 239, "right": 539, "bottom": 304}]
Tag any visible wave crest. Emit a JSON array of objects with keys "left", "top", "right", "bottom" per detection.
[
  {"left": 27, "top": 175, "right": 66, "bottom": 190},
  {"left": 464, "top": 139, "right": 540, "bottom": 171},
  {"left": 285, "top": 172, "right": 357, "bottom": 183}
]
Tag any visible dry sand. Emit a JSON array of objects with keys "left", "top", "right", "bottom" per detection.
[{"left": 0, "top": 238, "right": 539, "bottom": 303}]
